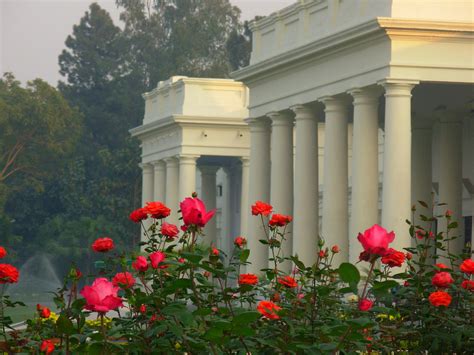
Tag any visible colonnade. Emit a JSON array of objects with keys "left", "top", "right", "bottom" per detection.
[{"left": 246, "top": 81, "right": 472, "bottom": 273}]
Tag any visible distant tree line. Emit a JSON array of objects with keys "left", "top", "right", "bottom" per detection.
[{"left": 0, "top": 0, "right": 251, "bottom": 277}]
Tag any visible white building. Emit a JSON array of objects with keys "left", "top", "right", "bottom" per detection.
[{"left": 132, "top": 0, "right": 474, "bottom": 272}]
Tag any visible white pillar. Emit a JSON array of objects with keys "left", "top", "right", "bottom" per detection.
[
  {"left": 246, "top": 118, "right": 271, "bottom": 274},
  {"left": 165, "top": 157, "right": 179, "bottom": 225},
  {"left": 141, "top": 163, "right": 154, "bottom": 239},
  {"left": 268, "top": 111, "right": 294, "bottom": 270},
  {"left": 290, "top": 105, "right": 319, "bottom": 266},
  {"left": 411, "top": 114, "right": 433, "bottom": 236},
  {"left": 153, "top": 160, "right": 166, "bottom": 202},
  {"left": 200, "top": 165, "right": 219, "bottom": 246},
  {"left": 320, "top": 96, "right": 349, "bottom": 264},
  {"left": 379, "top": 79, "right": 418, "bottom": 252},
  {"left": 436, "top": 108, "right": 463, "bottom": 255},
  {"left": 178, "top": 155, "right": 198, "bottom": 201},
  {"left": 240, "top": 157, "right": 250, "bottom": 239},
  {"left": 348, "top": 88, "right": 380, "bottom": 263}
]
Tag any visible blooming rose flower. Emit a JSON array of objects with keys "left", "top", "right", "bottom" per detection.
[
  {"left": 269, "top": 214, "right": 293, "bottom": 227},
  {"left": 178, "top": 257, "right": 185, "bottom": 263},
  {"left": 461, "top": 280, "right": 474, "bottom": 291},
  {"left": 129, "top": 207, "right": 148, "bottom": 223},
  {"left": 80, "top": 278, "right": 123, "bottom": 313},
  {"left": 381, "top": 248, "right": 406, "bottom": 267},
  {"left": 143, "top": 201, "right": 171, "bottom": 219},
  {"left": 211, "top": 247, "right": 219, "bottom": 256},
  {"left": 358, "top": 299, "right": 373, "bottom": 311},
  {"left": 40, "top": 307, "right": 51, "bottom": 319},
  {"left": 149, "top": 251, "right": 166, "bottom": 269},
  {"left": 161, "top": 222, "right": 179, "bottom": 238},
  {"left": 257, "top": 300, "right": 281, "bottom": 320},
  {"left": 0, "top": 264, "right": 19, "bottom": 284},
  {"left": 40, "top": 339, "right": 55, "bottom": 354},
  {"left": 238, "top": 273, "right": 258, "bottom": 286},
  {"left": 460, "top": 259, "right": 474, "bottom": 274},
  {"left": 271, "top": 292, "right": 281, "bottom": 302},
  {"left": 234, "top": 236, "right": 247, "bottom": 248},
  {"left": 357, "top": 224, "right": 395, "bottom": 257},
  {"left": 251, "top": 201, "right": 273, "bottom": 216},
  {"left": 428, "top": 290, "right": 452, "bottom": 307},
  {"left": 331, "top": 245, "right": 340, "bottom": 253},
  {"left": 180, "top": 197, "right": 215, "bottom": 227},
  {"left": 432, "top": 272, "right": 454, "bottom": 288},
  {"left": 112, "top": 272, "right": 136, "bottom": 289},
  {"left": 0, "top": 247, "right": 7, "bottom": 259},
  {"left": 139, "top": 304, "right": 147, "bottom": 314},
  {"left": 278, "top": 275, "right": 298, "bottom": 288},
  {"left": 435, "top": 263, "right": 449, "bottom": 270},
  {"left": 132, "top": 256, "right": 149, "bottom": 272},
  {"left": 91, "top": 237, "right": 114, "bottom": 253}
]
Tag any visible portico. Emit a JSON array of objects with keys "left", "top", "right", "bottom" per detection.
[{"left": 233, "top": 0, "right": 474, "bottom": 271}]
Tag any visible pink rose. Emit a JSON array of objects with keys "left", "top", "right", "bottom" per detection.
[
  {"left": 80, "top": 278, "right": 123, "bottom": 313},
  {"left": 161, "top": 222, "right": 179, "bottom": 238},
  {"left": 179, "top": 197, "right": 215, "bottom": 227},
  {"left": 132, "top": 256, "right": 149, "bottom": 272},
  {"left": 357, "top": 224, "right": 395, "bottom": 257},
  {"left": 149, "top": 251, "right": 166, "bottom": 269}
]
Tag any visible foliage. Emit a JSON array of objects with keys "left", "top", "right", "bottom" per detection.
[{"left": 0, "top": 199, "right": 472, "bottom": 353}]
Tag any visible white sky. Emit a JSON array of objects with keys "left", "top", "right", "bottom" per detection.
[{"left": 0, "top": 0, "right": 294, "bottom": 86}]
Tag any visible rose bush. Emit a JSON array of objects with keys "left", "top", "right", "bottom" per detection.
[{"left": 0, "top": 198, "right": 472, "bottom": 353}]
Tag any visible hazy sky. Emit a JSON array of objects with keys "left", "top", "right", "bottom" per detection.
[{"left": 0, "top": 0, "right": 294, "bottom": 86}]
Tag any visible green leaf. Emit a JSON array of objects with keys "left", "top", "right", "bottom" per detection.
[
  {"left": 338, "top": 263, "right": 360, "bottom": 285},
  {"left": 239, "top": 249, "right": 250, "bottom": 263},
  {"left": 180, "top": 252, "right": 203, "bottom": 263},
  {"left": 372, "top": 280, "right": 399, "bottom": 292},
  {"left": 418, "top": 200, "right": 428, "bottom": 208},
  {"left": 232, "top": 311, "right": 260, "bottom": 325},
  {"left": 56, "top": 314, "right": 75, "bottom": 335},
  {"left": 290, "top": 256, "right": 306, "bottom": 270},
  {"left": 448, "top": 221, "right": 458, "bottom": 229}
]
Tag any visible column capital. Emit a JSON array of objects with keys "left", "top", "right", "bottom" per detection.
[
  {"left": 290, "top": 104, "right": 316, "bottom": 120},
  {"left": 377, "top": 79, "right": 419, "bottom": 97},
  {"left": 347, "top": 87, "right": 382, "bottom": 105},
  {"left": 151, "top": 160, "right": 166, "bottom": 169},
  {"left": 245, "top": 117, "right": 271, "bottom": 132},
  {"left": 178, "top": 154, "right": 200, "bottom": 164},
  {"left": 318, "top": 96, "right": 350, "bottom": 113},
  {"left": 434, "top": 106, "right": 462, "bottom": 124},
  {"left": 266, "top": 111, "right": 294, "bottom": 126},
  {"left": 163, "top": 156, "right": 179, "bottom": 166},
  {"left": 199, "top": 165, "right": 220, "bottom": 175},
  {"left": 239, "top": 156, "right": 250, "bottom": 167},
  {"left": 138, "top": 162, "right": 153, "bottom": 172}
]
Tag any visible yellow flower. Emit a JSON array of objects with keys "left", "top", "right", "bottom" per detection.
[{"left": 175, "top": 342, "right": 182, "bottom": 350}]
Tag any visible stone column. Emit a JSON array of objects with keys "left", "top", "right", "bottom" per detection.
[
  {"left": 152, "top": 160, "right": 166, "bottom": 202},
  {"left": 348, "top": 88, "right": 380, "bottom": 263},
  {"left": 240, "top": 157, "right": 250, "bottom": 239},
  {"left": 379, "top": 79, "right": 418, "bottom": 252},
  {"left": 246, "top": 118, "right": 271, "bottom": 274},
  {"left": 200, "top": 165, "right": 219, "bottom": 246},
  {"left": 164, "top": 157, "right": 179, "bottom": 225},
  {"left": 436, "top": 108, "right": 464, "bottom": 255},
  {"left": 268, "top": 111, "right": 294, "bottom": 270},
  {"left": 320, "top": 96, "right": 349, "bottom": 264},
  {"left": 141, "top": 163, "right": 154, "bottom": 240},
  {"left": 290, "top": 105, "right": 319, "bottom": 266},
  {"left": 411, "top": 114, "right": 433, "bottom": 239},
  {"left": 178, "top": 155, "right": 198, "bottom": 201}
]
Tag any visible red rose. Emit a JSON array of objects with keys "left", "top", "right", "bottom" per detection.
[
  {"left": 180, "top": 197, "right": 215, "bottom": 227},
  {"left": 40, "top": 307, "right": 51, "bottom": 319},
  {"left": 415, "top": 229, "right": 425, "bottom": 239},
  {"left": 211, "top": 247, "right": 219, "bottom": 256},
  {"left": 359, "top": 251, "right": 371, "bottom": 262},
  {"left": 357, "top": 224, "right": 395, "bottom": 258},
  {"left": 112, "top": 272, "right": 136, "bottom": 289},
  {"left": 132, "top": 256, "right": 149, "bottom": 272},
  {"left": 381, "top": 248, "right": 405, "bottom": 268},
  {"left": 40, "top": 339, "right": 55, "bottom": 354},
  {"left": 460, "top": 259, "right": 474, "bottom": 274},
  {"left": 234, "top": 236, "right": 247, "bottom": 248},
  {"left": 406, "top": 252, "right": 413, "bottom": 260},
  {"left": 319, "top": 250, "right": 328, "bottom": 258},
  {"left": 139, "top": 304, "right": 147, "bottom": 314},
  {"left": 161, "top": 222, "right": 179, "bottom": 238},
  {"left": 143, "top": 201, "right": 171, "bottom": 219},
  {"left": 0, "top": 247, "right": 7, "bottom": 259},
  {"left": 461, "top": 280, "right": 474, "bottom": 291},
  {"left": 178, "top": 257, "right": 185, "bottom": 263},
  {"left": 238, "top": 273, "right": 258, "bottom": 286},
  {"left": 91, "top": 237, "right": 114, "bottom": 253},
  {"left": 251, "top": 201, "right": 273, "bottom": 216},
  {"left": 445, "top": 209, "right": 453, "bottom": 217},
  {"left": 277, "top": 275, "right": 297, "bottom": 288},
  {"left": 431, "top": 272, "right": 454, "bottom": 288},
  {"left": 358, "top": 299, "right": 373, "bottom": 311},
  {"left": 81, "top": 278, "right": 123, "bottom": 313},
  {"left": 331, "top": 245, "right": 340, "bottom": 254},
  {"left": 72, "top": 268, "right": 82, "bottom": 280},
  {"left": 435, "top": 263, "right": 449, "bottom": 270},
  {"left": 257, "top": 300, "right": 281, "bottom": 320},
  {"left": 428, "top": 290, "right": 452, "bottom": 307},
  {"left": 0, "top": 264, "right": 19, "bottom": 284},
  {"left": 149, "top": 251, "right": 166, "bottom": 269},
  {"left": 129, "top": 207, "right": 148, "bottom": 223},
  {"left": 269, "top": 214, "right": 293, "bottom": 227}
]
